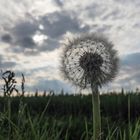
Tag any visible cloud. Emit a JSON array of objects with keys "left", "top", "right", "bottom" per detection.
[
  {"left": 21, "top": 52, "right": 140, "bottom": 92},
  {"left": 0, "top": 55, "right": 16, "bottom": 69},
  {"left": 16, "top": 36, "right": 36, "bottom": 48},
  {"left": 1, "top": 0, "right": 139, "bottom": 55},
  {"left": 32, "top": 37, "right": 59, "bottom": 52},
  {"left": 121, "top": 53, "right": 140, "bottom": 68},
  {"left": 109, "top": 52, "right": 140, "bottom": 90},
  {"left": 0, "top": 0, "right": 140, "bottom": 92},
  {"left": 0, "top": 61, "right": 16, "bottom": 69},
  {"left": 40, "top": 11, "right": 90, "bottom": 38},
  {"left": 1, "top": 34, "right": 12, "bottom": 43},
  {"left": 1, "top": 10, "right": 90, "bottom": 55},
  {"left": 1, "top": 20, "right": 39, "bottom": 53},
  {"left": 53, "top": 0, "right": 64, "bottom": 7},
  {"left": 30, "top": 79, "right": 73, "bottom": 93},
  {"left": 11, "top": 20, "right": 38, "bottom": 38},
  {"left": 9, "top": 20, "right": 38, "bottom": 49}
]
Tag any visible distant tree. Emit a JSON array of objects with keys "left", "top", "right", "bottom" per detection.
[
  {"left": 43, "top": 90, "right": 47, "bottom": 97},
  {"left": 121, "top": 88, "right": 124, "bottom": 95},
  {"left": 35, "top": 89, "right": 38, "bottom": 97},
  {"left": 136, "top": 88, "right": 139, "bottom": 94},
  {"left": 60, "top": 89, "right": 64, "bottom": 95}
]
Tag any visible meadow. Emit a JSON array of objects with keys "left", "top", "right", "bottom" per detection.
[
  {"left": 0, "top": 91, "right": 140, "bottom": 140},
  {"left": 0, "top": 70, "right": 140, "bottom": 140}
]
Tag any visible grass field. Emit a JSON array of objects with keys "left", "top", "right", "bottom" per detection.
[{"left": 0, "top": 92, "right": 140, "bottom": 140}]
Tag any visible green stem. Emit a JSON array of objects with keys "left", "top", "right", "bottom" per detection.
[
  {"left": 91, "top": 84, "right": 101, "bottom": 140},
  {"left": 128, "top": 94, "right": 130, "bottom": 140},
  {"left": 8, "top": 97, "right": 11, "bottom": 140}
]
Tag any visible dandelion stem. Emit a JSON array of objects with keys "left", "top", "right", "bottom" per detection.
[{"left": 91, "top": 84, "right": 101, "bottom": 140}]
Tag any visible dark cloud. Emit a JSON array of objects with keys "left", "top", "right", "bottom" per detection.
[
  {"left": 1, "top": 33, "right": 36, "bottom": 50},
  {"left": 12, "top": 20, "right": 38, "bottom": 38},
  {"left": 53, "top": 0, "right": 64, "bottom": 7},
  {"left": 40, "top": 11, "right": 90, "bottom": 38},
  {"left": 1, "top": 33, "right": 12, "bottom": 43},
  {"left": 1, "top": 10, "right": 90, "bottom": 55},
  {"left": 16, "top": 36, "right": 36, "bottom": 48},
  {"left": 1, "top": 20, "right": 39, "bottom": 53},
  {"left": 10, "top": 20, "right": 38, "bottom": 49},
  {"left": 0, "top": 61, "right": 16, "bottom": 69},
  {"left": 38, "top": 38, "right": 59, "bottom": 51}
]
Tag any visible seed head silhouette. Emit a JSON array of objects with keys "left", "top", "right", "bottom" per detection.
[{"left": 60, "top": 33, "right": 119, "bottom": 89}]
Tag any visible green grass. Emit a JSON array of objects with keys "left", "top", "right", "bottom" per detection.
[
  {"left": 1, "top": 93, "right": 140, "bottom": 120},
  {"left": 0, "top": 93, "right": 140, "bottom": 140}
]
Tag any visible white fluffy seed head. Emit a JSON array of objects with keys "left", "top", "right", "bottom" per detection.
[{"left": 60, "top": 33, "right": 119, "bottom": 89}]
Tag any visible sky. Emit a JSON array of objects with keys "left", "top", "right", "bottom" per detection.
[{"left": 0, "top": 0, "right": 140, "bottom": 94}]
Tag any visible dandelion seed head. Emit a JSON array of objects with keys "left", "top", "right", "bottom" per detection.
[{"left": 60, "top": 33, "right": 119, "bottom": 89}]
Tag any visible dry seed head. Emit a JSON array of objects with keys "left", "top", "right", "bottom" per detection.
[{"left": 60, "top": 33, "right": 119, "bottom": 89}]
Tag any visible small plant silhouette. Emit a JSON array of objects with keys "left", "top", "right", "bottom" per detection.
[
  {"left": 60, "top": 33, "right": 119, "bottom": 140},
  {"left": 1, "top": 71, "right": 27, "bottom": 139},
  {"left": 2, "top": 70, "right": 18, "bottom": 97},
  {"left": 2, "top": 70, "right": 18, "bottom": 140}
]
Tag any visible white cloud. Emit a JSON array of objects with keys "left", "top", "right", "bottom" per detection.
[
  {"left": 60, "top": 0, "right": 140, "bottom": 55},
  {"left": 33, "top": 32, "right": 48, "bottom": 45}
]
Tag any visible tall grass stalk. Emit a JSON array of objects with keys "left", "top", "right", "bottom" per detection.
[
  {"left": 18, "top": 73, "right": 26, "bottom": 128},
  {"left": 128, "top": 93, "right": 131, "bottom": 140},
  {"left": 7, "top": 96, "right": 11, "bottom": 140},
  {"left": 84, "top": 117, "right": 89, "bottom": 140}
]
